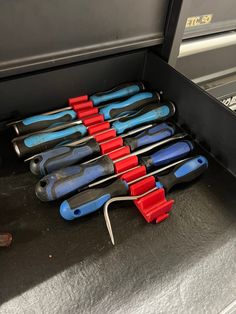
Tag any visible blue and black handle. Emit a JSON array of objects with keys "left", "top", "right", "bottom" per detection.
[
  {"left": 30, "top": 122, "right": 175, "bottom": 176},
  {"left": 35, "top": 155, "right": 115, "bottom": 202},
  {"left": 12, "top": 124, "right": 88, "bottom": 158},
  {"left": 30, "top": 139, "right": 101, "bottom": 176},
  {"left": 13, "top": 89, "right": 157, "bottom": 136},
  {"left": 35, "top": 140, "right": 194, "bottom": 202},
  {"left": 139, "top": 140, "right": 194, "bottom": 171},
  {"left": 12, "top": 101, "right": 175, "bottom": 158},
  {"left": 59, "top": 155, "right": 208, "bottom": 221},
  {"left": 156, "top": 155, "right": 208, "bottom": 192},
  {"left": 89, "top": 82, "right": 145, "bottom": 106},
  {"left": 13, "top": 110, "right": 78, "bottom": 136}
]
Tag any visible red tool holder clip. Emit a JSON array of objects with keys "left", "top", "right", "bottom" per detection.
[
  {"left": 129, "top": 176, "right": 174, "bottom": 223},
  {"left": 82, "top": 114, "right": 104, "bottom": 126},
  {"left": 76, "top": 107, "right": 99, "bottom": 119},
  {"left": 71, "top": 100, "right": 93, "bottom": 111},
  {"left": 120, "top": 165, "right": 147, "bottom": 182},
  {"left": 114, "top": 155, "right": 139, "bottom": 173},
  {"left": 107, "top": 146, "right": 130, "bottom": 160},
  {"left": 93, "top": 129, "right": 117, "bottom": 143},
  {"left": 69, "top": 95, "right": 89, "bottom": 106},
  {"left": 87, "top": 121, "right": 111, "bottom": 135},
  {"left": 100, "top": 137, "right": 123, "bottom": 154}
]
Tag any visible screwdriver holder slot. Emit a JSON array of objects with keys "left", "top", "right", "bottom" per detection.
[
  {"left": 114, "top": 155, "right": 139, "bottom": 173},
  {"left": 82, "top": 114, "right": 104, "bottom": 126},
  {"left": 100, "top": 137, "right": 123, "bottom": 154},
  {"left": 129, "top": 177, "right": 174, "bottom": 223},
  {"left": 120, "top": 165, "right": 147, "bottom": 183},
  {"left": 93, "top": 129, "right": 117, "bottom": 142},
  {"left": 69, "top": 95, "right": 89, "bottom": 106},
  {"left": 107, "top": 146, "right": 130, "bottom": 160},
  {"left": 77, "top": 107, "right": 99, "bottom": 119},
  {"left": 71, "top": 100, "right": 93, "bottom": 111},
  {"left": 87, "top": 121, "right": 111, "bottom": 135}
]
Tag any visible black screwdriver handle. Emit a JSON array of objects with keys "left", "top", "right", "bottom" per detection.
[
  {"left": 112, "top": 101, "right": 175, "bottom": 134},
  {"left": 12, "top": 124, "right": 88, "bottom": 158},
  {"left": 157, "top": 155, "right": 208, "bottom": 192},
  {"left": 30, "top": 138, "right": 100, "bottom": 176},
  {"left": 60, "top": 178, "right": 129, "bottom": 220},
  {"left": 13, "top": 110, "right": 77, "bottom": 136},
  {"left": 124, "top": 122, "right": 175, "bottom": 151},
  {"left": 35, "top": 155, "right": 115, "bottom": 201}
]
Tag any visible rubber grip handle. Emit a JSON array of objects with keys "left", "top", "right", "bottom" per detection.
[
  {"left": 99, "top": 92, "right": 159, "bottom": 119},
  {"left": 124, "top": 123, "right": 175, "bottom": 151},
  {"left": 90, "top": 82, "right": 145, "bottom": 106},
  {"left": 13, "top": 124, "right": 87, "bottom": 158},
  {"left": 35, "top": 155, "right": 115, "bottom": 201},
  {"left": 60, "top": 178, "right": 129, "bottom": 220},
  {"left": 112, "top": 102, "right": 175, "bottom": 134},
  {"left": 14, "top": 110, "right": 77, "bottom": 135},
  {"left": 30, "top": 138, "right": 100, "bottom": 176},
  {"left": 157, "top": 155, "right": 208, "bottom": 192},
  {"left": 140, "top": 140, "right": 194, "bottom": 171}
]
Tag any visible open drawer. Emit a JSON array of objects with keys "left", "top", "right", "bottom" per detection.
[{"left": 1, "top": 50, "right": 236, "bottom": 313}]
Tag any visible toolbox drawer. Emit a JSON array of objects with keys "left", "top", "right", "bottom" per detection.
[
  {"left": 183, "top": 0, "right": 236, "bottom": 39},
  {"left": 1, "top": 50, "right": 236, "bottom": 313},
  {"left": 0, "top": 0, "right": 168, "bottom": 78}
]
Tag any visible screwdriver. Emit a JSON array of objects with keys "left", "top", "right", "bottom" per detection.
[
  {"left": 29, "top": 122, "right": 175, "bottom": 176},
  {"left": 9, "top": 82, "right": 145, "bottom": 126},
  {"left": 59, "top": 154, "right": 206, "bottom": 221},
  {"left": 35, "top": 137, "right": 192, "bottom": 202},
  {"left": 12, "top": 102, "right": 175, "bottom": 158},
  {"left": 10, "top": 88, "right": 155, "bottom": 136},
  {"left": 85, "top": 133, "right": 188, "bottom": 191},
  {"left": 103, "top": 155, "right": 208, "bottom": 245}
]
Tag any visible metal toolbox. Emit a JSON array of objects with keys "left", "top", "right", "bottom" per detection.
[{"left": 0, "top": 1, "right": 236, "bottom": 313}]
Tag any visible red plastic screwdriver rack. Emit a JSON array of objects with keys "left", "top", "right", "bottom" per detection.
[
  {"left": 68, "top": 96, "right": 136, "bottom": 160},
  {"left": 121, "top": 166, "right": 174, "bottom": 223},
  {"left": 68, "top": 96, "right": 174, "bottom": 223}
]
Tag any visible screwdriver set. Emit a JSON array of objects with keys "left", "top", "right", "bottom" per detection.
[{"left": 8, "top": 82, "right": 208, "bottom": 244}]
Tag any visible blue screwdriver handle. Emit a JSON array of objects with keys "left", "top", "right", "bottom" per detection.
[
  {"left": 99, "top": 92, "right": 160, "bottom": 119},
  {"left": 12, "top": 124, "right": 88, "bottom": 158},
  {"left": 157, "top": 155, "right": 208, "bottom": 191},
  {"left": 35, "top": 155, "right": 115, "bottom": 201},
  {"left": 14, "top": 110, "right": 77, "bottom": 135},
  {"left": 90, "top": 82, "right": 145, "bottom": 106},
  {"left": 30, "top": 139, "right": 101, "bottom": 176},
  {"left": 35, "top": 130, "right": 185, "bottom": 202},
  {"left": 113, "top": 102, "right": 175, "bottom": 134},
  {"left": 124, "top": 123, "right": 175, "bottom": 151},
  {"left": 140, "top": 140, "right": 194, "bottom": 171},
  {"left": 30, "top": 123, "right": 174, "bottom": 176},
  {"left": 59, "top": 155, "right": 208, "bottom": 221},
  {"left": 60, "top": 179, "right": 129, "bottom": 220},
  {"left": 14, "top": 83, "right": 144, "bottom": 135},
  {"left": 56, "top": 141, "right": 191, "bottom": 220}
]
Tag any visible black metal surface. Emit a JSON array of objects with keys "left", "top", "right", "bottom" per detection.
[
  {"left": 0, "top": 0, "right": 168, "bottom": 78},
  {"left": 161, "top": 0, "right": 190, "bottom": 66},
  {"left": 183, "top": 0, "right": 236, "bottom": 39},
  {"left": 145, "top": 51, "right": 236, "bottom": 176},
  {"left": 0, "top": 130, "right": 236, "bottom": 313},
  {"left": 176, "top": 45, "right": 236, "bottom": 81},
  {"left": 199, "top": 72, "right": 236, "bottom": 100}
]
